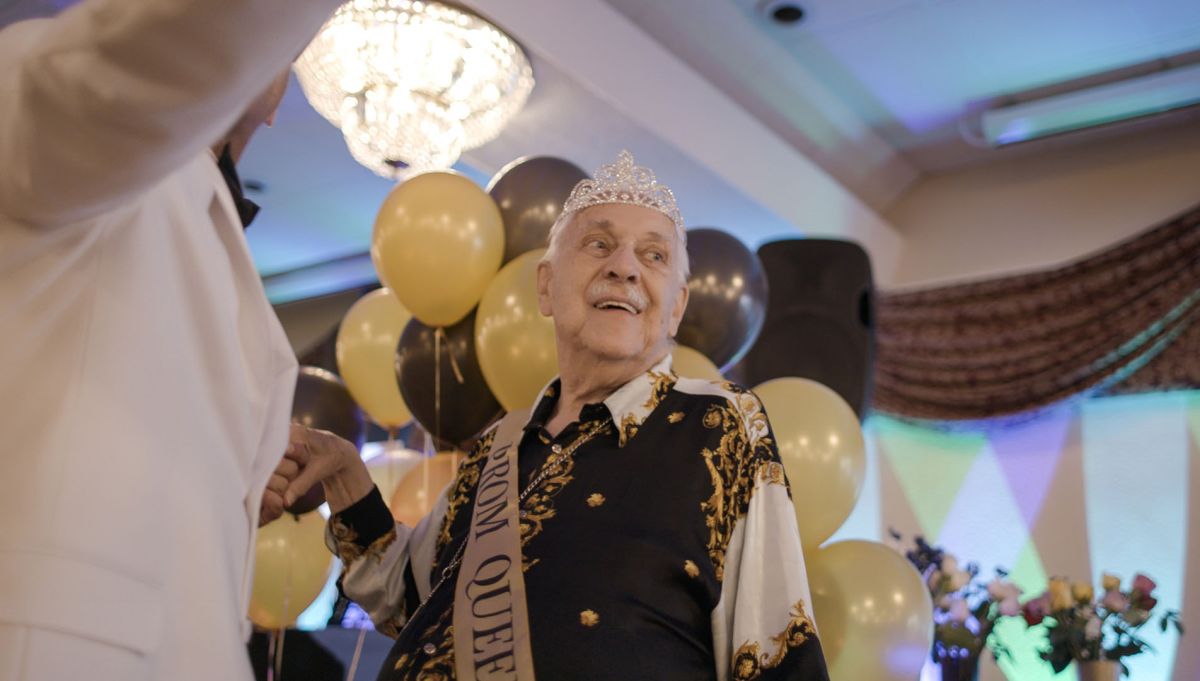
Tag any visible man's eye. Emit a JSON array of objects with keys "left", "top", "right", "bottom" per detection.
[
  {"left": 647, "top": 251, "right": 666, "bottom": 262},
  {"left": 587, "top": 239, "right": 609, "bottom": 250}
]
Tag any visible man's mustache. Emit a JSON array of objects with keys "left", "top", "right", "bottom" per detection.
[{"left": 586, "top": 281, "right": 648, "bottom": 311}]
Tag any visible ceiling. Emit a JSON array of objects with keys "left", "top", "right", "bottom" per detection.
[{"left": 5, "top": 0, "right": 1199, "bottom": 302}]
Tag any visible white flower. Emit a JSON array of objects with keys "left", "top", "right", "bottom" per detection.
[
  {"left": 948, "top": 598, "right": 970, "bottom": 624},
  {"left": 1085, "top": 616, "right": 1102, "bottom": 641}
]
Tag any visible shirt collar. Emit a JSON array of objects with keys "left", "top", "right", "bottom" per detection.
[{"left": 524, "top": 353, "right": 677, "bottom": 447}]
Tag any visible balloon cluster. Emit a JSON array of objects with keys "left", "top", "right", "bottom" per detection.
[
  {"left": 256, "top": 157, "right": 932, "bottom": 672},
  {"left": 335, "top": 156, "right": 787, "bottom": 442}
]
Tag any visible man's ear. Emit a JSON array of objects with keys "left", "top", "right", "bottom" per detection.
[
  {"left": 667, "top": 281, "right": 689, "bottom": 337},
  {"left": 536, "top": 260, "right": 554, "bottom": 317}
]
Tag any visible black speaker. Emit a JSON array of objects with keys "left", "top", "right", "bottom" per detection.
[{"left": 727, "top": 239, "right": 875, "bottom": 417}]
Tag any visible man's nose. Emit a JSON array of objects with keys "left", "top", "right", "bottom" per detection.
[{"left": 605, "top": 245, "right": 641, "bottom": 283}]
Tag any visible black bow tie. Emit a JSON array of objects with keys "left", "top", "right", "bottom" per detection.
[{"left": 216, "top": 144, "right": 260, "bottom": 229}]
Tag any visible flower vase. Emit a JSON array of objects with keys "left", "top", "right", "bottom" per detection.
[
  {"left": 1077, "top": 661, "right": 1121, "bottom": 681},
  {"left": 938, "top": 654, "right": 981, "bottom": 681}
]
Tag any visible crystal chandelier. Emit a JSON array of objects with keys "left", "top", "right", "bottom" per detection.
[{"left": 295, "top": 0, "right": 535, "bottom": 179}]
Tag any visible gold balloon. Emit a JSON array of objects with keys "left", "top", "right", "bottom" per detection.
[
  {"left": 671, "top": 344, "right": 724, "bottom": 382},
  {"left": 808, "top": 540, "right": 933, "bottom": 681},
  {"left": 248, "top": 512, "right": 334, "bottom": 630},
  {"left": 754, "top": 377, "right": 866, "bottom": 550},
  {"left": 475, "top": 249, "right": 559, "bottom": 411},
  {"left": 389, "top": 452, "right": 460, "bottom": 526},
  {"left": 365, "top": 446, "right": 424, "bottom": 501},
  {"left": 335, "top": 288, "right": 413, "bottom": 429},
  {"left": 371, "top": 171, "right": 505, "bottom": 327}
]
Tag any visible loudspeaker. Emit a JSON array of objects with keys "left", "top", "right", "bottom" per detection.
[{"left": 727, "top": 239, "right": 875, "bottom": 417}]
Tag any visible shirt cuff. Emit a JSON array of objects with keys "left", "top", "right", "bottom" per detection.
[{"left": 327, "top": 486, "right": 397, "bottom": 563}]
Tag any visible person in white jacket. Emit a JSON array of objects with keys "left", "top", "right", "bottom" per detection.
[{"left": 0, "top": 1, "right": 341, "bottom": 679}]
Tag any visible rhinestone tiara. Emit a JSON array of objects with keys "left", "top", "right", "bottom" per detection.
[{"left": 561, "top": 150, "right": 684, "bottom": 230}]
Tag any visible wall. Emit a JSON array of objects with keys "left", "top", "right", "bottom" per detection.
[
  {"left": 886, "top": 121, "right": 1200, "bottom": 289},
  {"left": 829, "top": 391, "right": 1199, "bottom": 681}
]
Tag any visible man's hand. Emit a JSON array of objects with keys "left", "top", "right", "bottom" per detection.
[
  {"left": 258, "top": 438, "right": 309, "bottom": 526},
  {"left": 281, "top": 423, "right": 374, "bottom": 515}
]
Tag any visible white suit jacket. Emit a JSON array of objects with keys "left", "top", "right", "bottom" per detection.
[{"left": 0, "top": 0, "right": 339, "bottom": 678}]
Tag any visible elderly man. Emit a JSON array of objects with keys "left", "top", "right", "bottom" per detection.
[
  {"left": 0, "top": 1, "right": 339, "bottom": 679},
  {"left": 286, "top": 151, "right": 829, "bottom": 680}
]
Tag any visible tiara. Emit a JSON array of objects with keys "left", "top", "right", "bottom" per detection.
[{"left": 561, "top": 150, "right": 684, "bottom": 230}]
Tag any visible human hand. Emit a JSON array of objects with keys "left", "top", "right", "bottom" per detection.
[
  {"left": 282, "top": 423, "right": 372, "bottom": 513},
  {"left": 258, "top": 436, "right": 308, "bottom": 526}
]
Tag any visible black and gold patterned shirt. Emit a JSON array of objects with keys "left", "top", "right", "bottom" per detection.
[{"left": 328, "top": 355, "right": 829, "bottom": 681}]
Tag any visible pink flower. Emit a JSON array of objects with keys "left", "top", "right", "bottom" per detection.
[
  {"left": 1023, "top": 594, "right": 1050, "bottom": 626},
  {"left": 941, "top": 555, "right": 959, "bottom": 574},
  {"left": 1084, "top": 616, "right": 1102, "bottom": 641},
  {"left": 948, "top": 570, "right": 971, "bottom": 592},
  {"left": 1128, "top": 573, "right": 1159, "bottom": 611},
  {"left": 987, "top": 578, "right": 1021, "bottom": 602},
  {"left": 1102, "top": 589, "right": 1130, "bottom": 614},
  {"left": 927, "top": 568, "right": 943, "bottom": 591},
  {"left": 998, "top": 597, "right": 1021, "bottom": 617}
]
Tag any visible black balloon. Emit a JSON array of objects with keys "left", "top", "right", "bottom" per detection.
[
  {"left": 488, "top": 156, "right": 589, "bottom": 264},
  {"left": 288, "top": 366, "right": 366, "bottom": 514},
  {"left": 396, "top": 310, "right": 504, "bottom": 451},
  {"left": 675, "top": 228, "right": 768, "bottom": 371}
]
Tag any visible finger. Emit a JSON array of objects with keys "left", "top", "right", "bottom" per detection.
[
  {"left": 283, "top": 465, "right": 325, "bottom": 509},
  {"left": 273, "top": 458, "right": 299, "bottom": 480},
  {"left": 267, "top": 474, "right": 288, "bottom": 495},
  {"left": 285, "top": 423, "right": 309, "bottom": 458},
  {"left": 259, "top": 496, "right": 284, "bottom": 527}
]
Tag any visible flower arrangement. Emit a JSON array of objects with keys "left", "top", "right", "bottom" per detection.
[
  {"left": 1022, "top": 572, "right": 1183, "bottom": 676},
  {"left": 894, "top": 532, "right": 1024, "bottom": 677}
]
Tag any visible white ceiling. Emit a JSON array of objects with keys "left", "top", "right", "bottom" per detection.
[{"left": 5, "top": 0, "right": 1199, "bottom": 302}]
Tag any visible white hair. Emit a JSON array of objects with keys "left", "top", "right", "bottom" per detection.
[{"left": 540, "top": 208, "right": 691, "bottom": 281}]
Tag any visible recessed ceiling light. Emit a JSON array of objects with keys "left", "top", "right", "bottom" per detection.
[{"left": 759, "top": 1, "right": 805, "bottom": 26}]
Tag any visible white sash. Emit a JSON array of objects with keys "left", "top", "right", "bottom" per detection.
[{"left": 453, "top": 409, "right": 536, "bottom": 681}]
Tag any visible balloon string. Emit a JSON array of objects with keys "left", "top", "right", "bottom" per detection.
[
  {"left": 435, "top": 327, "right": 466, "bottom": 385},
  {"left": 345, "top": 627, "right": 368, "bottom": 681},
  {"left": 422, "top": 454, "right": 430, "bottom": 510},
  {"left": 434, "top": 327, "right": 442, "bottom": 449},
  {"left": 266, "top": 630, "right": 278, "bottom": 681},
  {"left": 432, "top": 326, "right": 464, "bottom": 452},
  {"left": 385, "top": 428, "right": 397, "bottom": 495},
  {"left": 274, "top": 626, "right": 287, "bottom": 681},
  {"left": 273, "top": 536, "right": 294, "bottom": 681}
]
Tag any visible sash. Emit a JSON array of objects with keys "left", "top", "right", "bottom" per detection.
[{"left": 453, "top": 408, "right": 535, "bottom": 681}]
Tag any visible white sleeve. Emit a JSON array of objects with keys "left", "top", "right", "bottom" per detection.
[
  {"left": 326, "top": 485, "right": 451, "bottom": 638},
  {"left": 0, "top": 0, "right": 340, "bottom": 225},
  {"left": 710, "top": 391, "right": 830, "bottom": 681}
]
